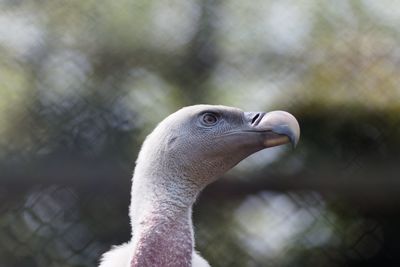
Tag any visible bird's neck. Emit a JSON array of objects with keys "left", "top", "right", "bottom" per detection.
[
  {"left": 129, "top": 171, "right": 199, "bottom": 267},
  {"left": 130, "top": 210, "right": 193, "bottom": 267}
]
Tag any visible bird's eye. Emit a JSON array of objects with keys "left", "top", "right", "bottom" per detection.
[{"left": 201, "top": 113, "right": 218, "bottom": 126}]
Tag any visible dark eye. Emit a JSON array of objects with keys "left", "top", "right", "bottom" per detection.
[{"left": 201, "top": 113, "right": 218, "bottom": 126}]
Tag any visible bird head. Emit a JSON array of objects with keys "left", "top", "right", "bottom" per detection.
[{"left": 137, "top": 105, "right": 300, "bottom": 188}]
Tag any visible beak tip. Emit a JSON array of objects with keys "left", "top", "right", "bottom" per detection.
[
  {"left": 260, "top": 110, "right": 300, "bottom": 149},
  {"left": 291, "top": 138, "right": 298, "bottom": 149},
  {"left": 289, "top": 128, "right": 300, "bottom": 149},
  {"left": 291, "top": 129, "right": 300, "bottom": 150}
]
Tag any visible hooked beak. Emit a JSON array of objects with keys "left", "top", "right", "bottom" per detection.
[{"left": 245, "top": 110, "right": 300, "bottom": 148}]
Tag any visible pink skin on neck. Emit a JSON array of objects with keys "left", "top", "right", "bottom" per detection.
[{"left": 131, "top": 214, "right": 193, "bottom": 267}]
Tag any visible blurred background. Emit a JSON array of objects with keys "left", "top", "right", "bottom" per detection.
[{"left": 1, "top": 0, "right": 400, "bottom": 266}]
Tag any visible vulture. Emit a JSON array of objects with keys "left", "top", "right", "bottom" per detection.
[{"left": 99, "top": 104, "right": 300, "bottom": 267}]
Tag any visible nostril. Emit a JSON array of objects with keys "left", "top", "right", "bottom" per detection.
[
  {"left": 251, "top": 113, "right": 260, "bottom": 125},
  {"left": 245, "top": 112, "right": 266, "bottom": 127}
]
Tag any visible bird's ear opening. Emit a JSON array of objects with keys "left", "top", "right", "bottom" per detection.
[{"left": 167, "top": 136, "right": 178, "bottom": 146}]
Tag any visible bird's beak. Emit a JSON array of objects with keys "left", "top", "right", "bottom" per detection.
[{"left": 246, "top": 111, "right": 300, "bottom": 148}]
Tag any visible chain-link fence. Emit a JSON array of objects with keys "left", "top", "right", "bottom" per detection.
[{"left": 1, "top": 1, "right": 400, "bottom": 266}]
